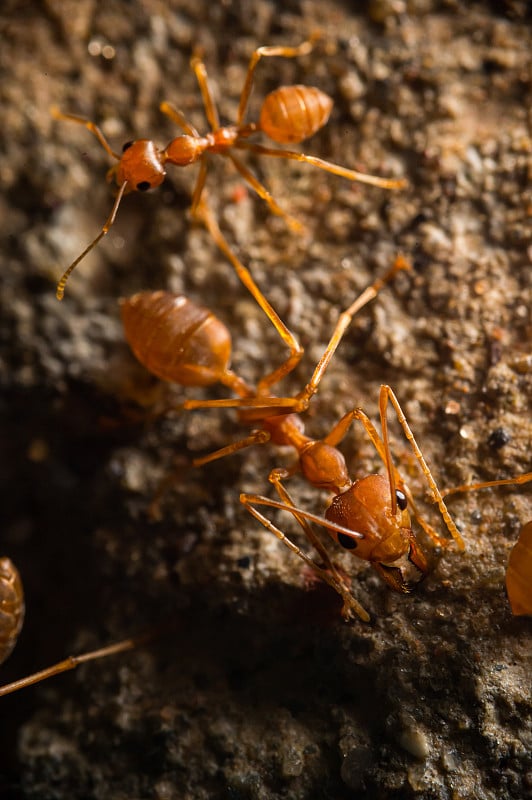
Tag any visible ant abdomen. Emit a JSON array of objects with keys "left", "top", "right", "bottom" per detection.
[
  {"left": 0, "top": 558, "right": 25, "bottom": 666},
  {"left": 260, "top": 85, "right": 333, "bottom": 144},
  {"left": 121, "top": 291, "right": 232, "bottom": 387}
]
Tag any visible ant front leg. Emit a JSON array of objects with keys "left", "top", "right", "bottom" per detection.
[
  {"left": 240, "top": 489, "right": 370, "bottom": 622},
  {"left": 159, "top": 101, "right": 200, "bottom": 137},
  {"left": 50, "top": 107, "right": 122, "bottom": 160},
  {"left": 51, "top": 107, "right": 129, "bottom": 300}
]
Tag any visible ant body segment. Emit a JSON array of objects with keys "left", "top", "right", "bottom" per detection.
[{"left": 52, "top": 37, "right": 405, "bottom": 301}]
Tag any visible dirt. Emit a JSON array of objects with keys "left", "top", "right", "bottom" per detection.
[{"left": 0, "top": 1, "right": 530, "bottom": 798}]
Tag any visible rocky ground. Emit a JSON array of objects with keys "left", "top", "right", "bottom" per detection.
[{"left": 0, "top": 1, "right": 530, "bottom": 798}]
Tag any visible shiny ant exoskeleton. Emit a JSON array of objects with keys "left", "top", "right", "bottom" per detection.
[{"left": 52, "top": 37, "right": 405, "bottom": 301}]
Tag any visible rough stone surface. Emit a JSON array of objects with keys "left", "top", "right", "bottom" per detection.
[{"left": 0, "top": 1, "right": 530, "bottom": 798}]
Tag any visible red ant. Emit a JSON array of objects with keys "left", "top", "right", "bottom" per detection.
[
  {"left": 52, "top": 36, "right": 405, "bottom": 302},
  {"left": 119, "top": 270, "right": 531, "bottom": 622},
  {"left": 1, "top": 261, "right": 530, "bottom": 695}
]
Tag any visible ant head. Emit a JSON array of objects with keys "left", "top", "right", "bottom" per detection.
[
  {"left": 116, "top": 139, "right": 166, "bottom": 191},
  {"left": 325, "top": 474, "right": 412, "bottom": 563}
]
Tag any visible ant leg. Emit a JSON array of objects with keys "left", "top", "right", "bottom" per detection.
[
  {"left": 225, "top": 153, "right": 304, "bottom": 232},
  {"left": 379, "top": 385, "right": 465, "bottom": 550},
  {"left": 237, "top": 37, "right": 318, "bottom": 126},
  {"left": 240, "top": 492, "right": 370, "bottom": 621},
  {"left": 235, "top": 141, "right": 407, "bottom": 191},
  {"left": 294, "top": 256, "right": 411, "bottom": 409},
  {"left": 269, "top": 468, "right": 350, "bottom": 578},
  {"left": 192, "top": 429, "right": 271, "bottom": 467},
  {"left": 183, "top": 396, "right": 299, "bottom": 411},
  {"left": 442, "top": 473, "right": 532, "bottom": 498},
  {"left": 192, "top": 198, "right": 304, "bottom": 386},
  {"left": 190, "top": 53, "right": 220, "bottom": 131},
  {"left": 0, "top": 629, "right": 158, "bottom": 698},
  {"left": 56, "top": 180, "right": 129, "bottom": 300},
  {"left": 50, "top": 107, "right": 121, "bottom": 160},
  {"left": 159, "top": 101, "right": 200, "bottom": 137},
  {"left": 189, "top": 158, "right": 209, "bottom": 216}
]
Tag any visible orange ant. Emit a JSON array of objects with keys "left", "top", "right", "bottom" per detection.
[
  {"left": 119, "top": 255, "right": 469, "bottom": 622},
  {"left": 52, "top": 36, "right": 405, "bottom": 302},
  {"left": 120, "top": 262, "right": 531, "bottom": 622}
]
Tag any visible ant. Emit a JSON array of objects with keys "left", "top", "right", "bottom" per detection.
[
  {"left": 52, "top": 36, "right": 406, "bottom": 302},
  {"left": 120, "top": 260, "right": 531, "bottom": 622},
  {"left": 119, "top": 255, "right": 468, "bottom": 623}
]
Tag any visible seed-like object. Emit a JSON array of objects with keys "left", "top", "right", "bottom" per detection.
[{"left": 0, "top": 558, "right": 25, "bottom": 665}]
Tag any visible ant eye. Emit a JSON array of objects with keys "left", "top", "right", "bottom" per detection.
[
  {"left": 136, "top": 181, "right": 151, "bottom": 191},
  {"left": 122, "top": 141, "right": 134, "bottom": 152},
  {"left": 337, "top": 532, "right": 357, "bottom": 550},
  {"left": 396, "top": 490, "right": 407, "bottom": 511}
]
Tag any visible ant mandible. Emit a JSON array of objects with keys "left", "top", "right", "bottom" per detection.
[{"left": 52, "top": 36, "right": 406, "bottom": 301}]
